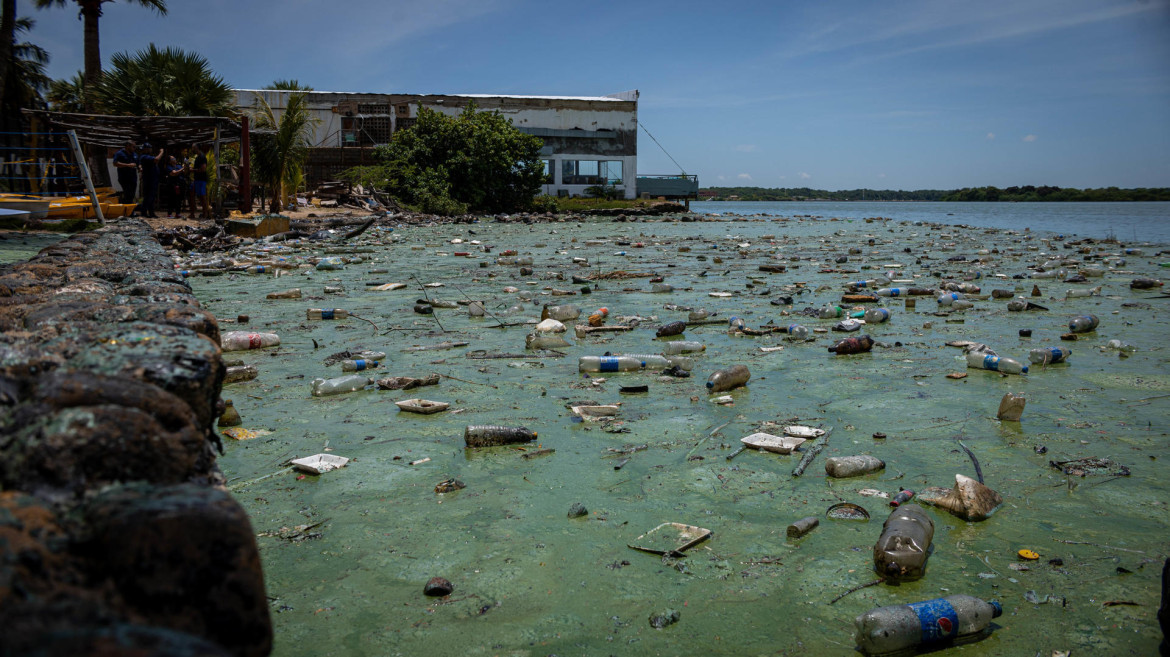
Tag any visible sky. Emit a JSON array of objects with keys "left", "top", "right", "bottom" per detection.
[{"left": 16, "top": 0, "right": 1170, "bottom": 190}]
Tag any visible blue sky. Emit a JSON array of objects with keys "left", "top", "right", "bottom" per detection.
[{"left": 17, "top": 0, "right": 1170, "bottom": 190}]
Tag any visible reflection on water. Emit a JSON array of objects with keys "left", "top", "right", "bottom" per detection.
[{"left": 195, "top": 214, "right": 1168, "bottom": 656}]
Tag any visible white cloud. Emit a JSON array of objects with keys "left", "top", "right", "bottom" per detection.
[
  {"left": 986, "top": 132, "right": 996, "bottom": 140},
  {"left": 1023, "top": 134, "right": 1038, "bottom": 142},
  {"left": 735, "top": 144, "right": 758, "bottom": 152},
  {"left": 717, "top": 175, "right": 727, "bottom": 181},
  {"left": 799, "top": 172, "right": 812, "bottom": 180},
  {"left": 877, "top": 173, "right": 887, "bottom": 179},
  {"left": 737, "top": 173, "right": 753, "bottom": 180},
  {"left": 778, "top": 175, "right": 787, "bottom": 180}
]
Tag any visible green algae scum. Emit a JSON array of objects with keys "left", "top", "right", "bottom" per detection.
[{"left": 193, "top": 215, "right": 1168, "bottom": 656}]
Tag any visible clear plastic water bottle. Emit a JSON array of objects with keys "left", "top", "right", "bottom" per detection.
[
  {"left": 307, "top": 308, "right": 349, "bottom": 320},
  {"left": 221, "top": 331, "right": 281, "bottom": 352},
  {"left": 1106, "top": 339, "right": 1137, "bottom": 355},
  {"left": 1028, "top": 347, "right": 1071, "bottom": 365},
  {"left": 818, "top": 305, "right": 844, "bottom": 319},
  {"left": 310, "top": 375, "right": 371, "bottom": 397},
  {"left": 728, "top": 316, "right": 746, "bottom": 332},
  {"left": 966, "top": 351, "right": 1028, "bottom": 375},
  {"left": 341, "top": 359, "right": 380, "bottom": 372},
  {"left": 937, "top": 292, "right": 964, "bottom": 307},
  {"left": 854, "top": 595, "right": 1002, "bottom": 656},
  {"left": 619, "top": 354, "right": 692, "bottom": 370},
  {"left": 662, "top": 341, "right": 706, "bottom": 355},
  {"left": 875, "top": 287, "right": 905, "bottom": 297},
  {"left": 1065, "top": 286, "right": 1101, "bottom": 298},
  {"left": 706, "top": 365, "right": 750, "bottom": 392},
  {"left": 688, "top": 309, "right": 709, "bottom": 321},
  {"left": 1068, "top": 314, "right": 1099, "bottom": 333},
  {"left": 863, "top": 308, "right": 890, "bottom": 323},
  {"left": 578, "top": 355, "right": 644, "bottom": 372},
  {"left": 353, "top": 350, "right": 386, "bottom": 361},
  {"left": 786, "top": 324, "right": 811, "bottom": 341},
  {"left": 949, "top": 299, "right": 974, "bottom": 310},
  {"left": 541, "top": 304, "right": 580, "bottom": 321},
  {"left": 651, "top": 282, "right": 674, "bottom": 293}
]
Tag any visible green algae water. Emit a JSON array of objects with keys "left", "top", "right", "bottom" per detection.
[{"left": 191, "top": 215, "right": 1168, "bottom": 656}]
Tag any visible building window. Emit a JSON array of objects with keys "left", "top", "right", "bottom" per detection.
[
  {"left": 561, "top": 160, "right": 622, "bottom": 185},
  {"left": 341, "top": 116, "right": 390, "bottom": 145},
  {"left": 542, "top": 159, "right": 554, "bottom": 184}
]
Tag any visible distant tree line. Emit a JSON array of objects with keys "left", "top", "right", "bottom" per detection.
[{"left": 700, "top": 186, "right": 1170, "bottom": 202}]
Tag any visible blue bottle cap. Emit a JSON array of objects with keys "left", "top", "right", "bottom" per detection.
[
  {"left": 705, "top": 381, "right": 715, "bottom": 389},
  {"left": 989, "top": 600, "right": 1002, "bottom": 617}
]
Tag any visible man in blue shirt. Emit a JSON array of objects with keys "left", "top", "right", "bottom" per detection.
[
  {"left": 191, "top": 143, "right": 210, "bottom": 220},
  {"left": 112, "top": 140, "right": 139, "bottom": 206}
]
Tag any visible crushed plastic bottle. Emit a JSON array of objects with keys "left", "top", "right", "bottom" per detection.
[
  {"left": 1028, "top": 347, "right": 1071, "bottom": 365},
  {"left": 341, "top": 359, "right": 380, "bottom": 372},
  {"left": 706, "top": 365, "right": 750, "bottom": 392},
  {"left": 662, "top": 341, "right": 706, "bottom": 355},
  {"left": 464, "top": 425, "right": 537, "bottom": 448},
  {"left": 786, "top": 324, "right": 811, "bottom": 341},
  {"left": 873, "top": 504, "right": 934, "bottom": 581},
  {"left": 854, "top": 595, "right": 1001, "bottom": 656},
  {"left": 818, "top": 305, "right": 845, "bottom": 319},
  {"left": 311, "top": 375, "right": 372, "bottom": 397},
  {"left": 541, "top": 304, "right": 580, "bottom": 321}
]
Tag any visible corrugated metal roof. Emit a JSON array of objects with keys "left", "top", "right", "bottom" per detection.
[{"left": 234, "top": 89, "right": 635, "bottom": 103}]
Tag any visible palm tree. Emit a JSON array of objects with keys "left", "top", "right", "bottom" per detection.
[
  {"left": 94, "top": 44, "right": 233, "bottom": 116},
  {"left": 251, "top": 92, "right": 320, "bottom": 212},
  {"left": 34, "top": 0, "right": 167, "bottom": 105},
  {"left": 1, "top": 0, "right": 16, "bottom": 97},
  {"left": 2, "top": 17, "right": 50, "bottom": 129},
  {"left": 48, "top": 71, "right": 88, "bottom": 112},
  {"left": 265, "top": 79, "right": 313, "bottom": 91}
]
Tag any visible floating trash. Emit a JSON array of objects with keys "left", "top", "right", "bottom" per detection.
[{"left": 826, "top": 502, "right": 870, "bottom": 521}]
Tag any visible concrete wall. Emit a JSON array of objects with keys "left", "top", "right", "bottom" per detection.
[{"left": 235, "top": 89, "right": 640, "bottom": 199}]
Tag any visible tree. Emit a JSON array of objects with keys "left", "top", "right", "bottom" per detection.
[
  {"left": 93, "top": 44, "right": 233, "bottom": 116},
  {"left": 250, "top": 91, "right": 320, "bottom": 212},
  {"left": 48, "top": 71, "right": 88, "bottom": 111},
  {"left": 361, "top": 104, "right": 544, "bottom": 215},
  {"left": 1, "top": 0, "right": 15, "bottom": 99},
  {"left": 1, "top": 16, "right": 50, "bottom": 134},
  {"left": 34, "top": 0, "right": 166, "bottom": 106},
  {"left": 265, "top": 79, "right": 313, "bottom": 91}
]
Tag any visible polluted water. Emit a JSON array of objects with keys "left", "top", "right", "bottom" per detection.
[{"left": 186, "top": 212, "right": 1169, "bottom": 656}]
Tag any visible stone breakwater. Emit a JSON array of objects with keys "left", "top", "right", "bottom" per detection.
[{"left": 0, "top": 221, "right": 271, "bottom": 657}]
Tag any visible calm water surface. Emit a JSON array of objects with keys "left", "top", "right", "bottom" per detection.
[
  {"left": 692, "top": 201, "right": 1170, "bottom": 244},
  {"left": 195, "top": 212, "right": 1169, "bottom": 656}
]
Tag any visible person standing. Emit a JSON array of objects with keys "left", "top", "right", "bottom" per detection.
[
  {"left": 191, "top": 143, "right": 211, "bottom": 220},
  {"left": 112, "top": 140, "right": 139, "bottom": 206},
  {"left": 165, "top": 155, "right": 187, "bottom": 218},
  {"left": 138, "top": 144, "right": 163, "bottom": 218}
]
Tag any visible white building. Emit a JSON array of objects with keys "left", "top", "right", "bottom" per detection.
[{"left": 234, "top": 89, "right": 642, "bottom": 200}]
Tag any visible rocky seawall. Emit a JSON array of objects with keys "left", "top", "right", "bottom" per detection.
[{"left": 0, "top": 221, "right": 271, "bottom": 656}]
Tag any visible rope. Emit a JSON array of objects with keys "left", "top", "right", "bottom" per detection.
[{"left": 637, "top": 120, "right": 688, "bottom": 176}]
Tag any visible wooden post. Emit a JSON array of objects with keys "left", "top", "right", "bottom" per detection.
[
  {"left": 238, "top": 115, "right": 251, "bottom": 213},
  {"left": 67, "top": 129, "right": 104, "bottom": 223}
]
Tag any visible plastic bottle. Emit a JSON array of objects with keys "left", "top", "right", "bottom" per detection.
[
  {"left": 662, "top": 340, "right": 706, "bottom": 355},
  {"left": 728, "top": 316, "right": 746, "bottom": 332},
  {"left": 651, "top": 283, "right": 674, "bottom": 293},
  {"left": 854, "top": 595, "right": 1002, "bottom": 656},
  {"left": 828, "top": 335, "right": 875, "bottom": 355},
  {"left": 875, "top": 287, "right": 905, "bottom": 297},
  {"left": 310, "top": 375, "right": 371, "bottom": 397},
  {"left": 619, "top": 354, "right": 693, "bottom": 371},
  {"left": 706, "top": 365, "right": 750, "bottom": 392},
  {"left": 267, "top": 289, "right": 303, "bottom": 301},
  {"left": 353, "top": 350, "right": 386, "bottom": 361},
  {"left": 315, "top": 257, "right": 344, "bottom": 270},
  {"left": 221, "top": 331, "right": 281, "bottom": 352},
  {"left": 307, "top": 308, "right": 349, "bottom": 320},
  {"left": 541, "top": 304, "right": 580, "bottom": 321},
  {"left": 1028, "top": 347, "right": 1071, "bottom": 365},
  {"left": 1065, "top": 286, "right": 1101, "bottom": 298},
  {"left": 244, "top": 265, "right": 269, "bottom": 274},
  {"left": 937, "top": 292, "right": 964, "bottom": 307},
  {"left": 1068, "top": 314, "right": 1099, "bottom": 333},
  {"left": 1105, "top": 339, "right": 1137, "bottom": 355},
  {"left": 656, "top": 321, "right": 687, "bottom": 337},
  {"left": 218, "top": 399, "right": 241, "bottom": 427},
  {"left": 578, "top": 355, "right": 644, "bottom": 372},
  {"left": 468, "top": 301, "right": 485, "bottom": 317},
  {"left": 863, "top": 308, "right": 890, "bottom": 323},
  {"left": 341, "top": 359, "right": 380, "bottom": 372},
  {"left": 965, "top": 351, "right": 1028, "bottom": 375},
  {"left": 526, "top": 333, "right": 571, "bottom": 350},
  {"left": 688, "top": 309, "right": 709, "bottom": 321},
  {"left": 818, "top": 305, "right": 845, "bottom": 319},
  {"left": 890, "top": 489, "right": 915, "bottom": 507},
  {"left": 786, "top": 324, "right": 811, "bottom": 341},
  {"left": 825, "top": 455, "right": 885, "bottom": 478},
  {"left": 464, "top": 425, "right": 537, "bottom": 448},
  {"left": 949, "top": 299, "right": 974, "bottom": 310},
  {"left": 873, "top": 504, "right": 934, "bottom": 581}
]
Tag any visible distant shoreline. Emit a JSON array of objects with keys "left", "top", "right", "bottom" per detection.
[{"left": 698, "top": 186, "right": 1170, "bottom": 202}]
